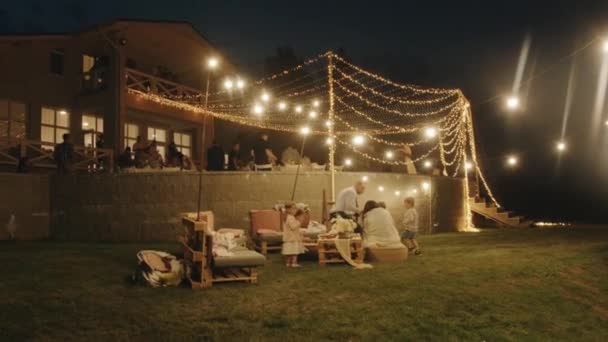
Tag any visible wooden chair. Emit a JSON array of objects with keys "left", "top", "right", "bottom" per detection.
[
  {"left": 249, "top": 209, "right": 283, "bottom": 256},
  {"left": 180, "top": 211, "right": 265, "bottom": 289}
]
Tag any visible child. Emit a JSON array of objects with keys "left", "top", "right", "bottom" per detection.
[
  {"left": 282, "top": 204, "right": 306, "bottom": 267},
  {"left": 402, "top": 197, "right": 421, "bottom": 255}
]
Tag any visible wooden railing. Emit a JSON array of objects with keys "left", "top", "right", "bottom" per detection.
[
  {"left": 126, "top": 68, "right": 202, "bottom": 103},
  {"left": 0, "top": 138, "right": 114, "bottom": 173}
]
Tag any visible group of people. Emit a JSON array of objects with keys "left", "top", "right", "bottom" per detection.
[
  {"left": 118, "top": 136, "right": 192, "bottom": 170},
  {"left": 208, "top": 133, "right": 279, "bottom": 171},
  {"left": 280, "top": 180, "right": 422, "bottom": 267},
  {"left": 331, "top": 181, "right": 421, "bottom": 254}
]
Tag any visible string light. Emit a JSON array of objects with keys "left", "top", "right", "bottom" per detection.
[
  {"left": 295, "top": 105, "right": 303, "bottom": 113},
  {"left": 465, "top": 161, "right": 473, "bottom": 171},
  {"left": 278, "top": 102, "right": 287, "bottom": 111},
  {"left": 207, "top": 58, "right": 219, "bottom": 69},
  {"left": 378, "top": 186, "right": 384, "bottom": 192},
  {"left": 361, "top": 175, "right": 369, "bottom": 182},
  {"left": 506, "top": 95, "right": 520, "bottom": 110},
  {"left": 352, "top": 135, "right": 365, "bottom": 146},
  {"left": 261, "top": 92, "right": 271, "bottom": 102},
  {"left": 224, "top": 79, "right": 234, "bottom": 90},
  {"left": 556, "top": 141, "right": 566, "bottom": 152},
  {"left": 385, "top": 151, "right": 394, "bottom": 159},
  {"left": 252, "top": 104, "right": 264, "bottom": 116},
  {"left": 344, "top": 158, "right": 353, "bottom": 166},
  {"left": 236, "top": 79, "right": 245, "bottom": 89},
  {"left": 424, "top": 127, "right": 438, "bottom": 139},
  {"left": 309, "top": 111, "right": 318, "bottom": 119},
  {"left": 325, "top": 120, "right": 333, "bottom": 128},
  {"left": 326, "top": 137, "right": 334, "bottom": 145},
  {"left": 423, "top": 160, "right": 432, "bottom": 169},
  {"left": 507, "top": 155, "right": 518, "bottom": 167},
  {"left": 421, "top": 182, "right": 430, "bottom": 191},
  {"left": 394, "top": 190, "right": 401, "bottom": 196},
  {"left": 300, "top": 126, "right": 311, "bottom": 135},
  {"left": 312, "top": 99, "right": 320, "bottom": 107}
]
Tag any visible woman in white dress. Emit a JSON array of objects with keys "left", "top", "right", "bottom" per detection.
[{"left": 362, "top": 201, "right": 403, "bottom": 248}]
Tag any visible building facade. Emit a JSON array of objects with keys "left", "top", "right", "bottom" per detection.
[{"left": 0, "top": 19, "right": 231, "bottom": 170}]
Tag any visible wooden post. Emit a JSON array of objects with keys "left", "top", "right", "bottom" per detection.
[{"left": 327, "top": 52, "right": 336, "bottom": 202}]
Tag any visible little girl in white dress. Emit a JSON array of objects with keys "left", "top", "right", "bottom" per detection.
[{"left": 282, "top": 205, "right": 306, "bottom": 267}]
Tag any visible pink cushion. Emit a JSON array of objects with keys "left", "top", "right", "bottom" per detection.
[{"left": 250, "top": 210, "right": 282, "bottom": 234}]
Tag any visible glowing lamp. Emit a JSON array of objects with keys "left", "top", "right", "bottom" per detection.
[
  {"left": 556, "top": 141, "right": 566, "bottom": 152},
  {"left": 394, "top": 190, "right": 401, "bottom": 196},
  {"left": 326, "top": 137, "right": 334, "bottom": 145},
  {"left": 260, "top": 92, "right": 270, "bottom": 102},
  {"left": 378, "top": 186, "right": 384, "bottom": 192},
  {"left": 207, "top": 58, "right": 219, "bottom": 69},
  {"left": 421, "top": 182, "right": 430, "bottom": 191},
  {"left": 252, "top": 104, "right": 264, "bottom": 116},
  {"left": 325, "top": 120, "right": 333, "bottom": 128},
  {"left": 352, "top": 135, "right": 365, "bottom": 146},
  {"left": 507, "top": 155, "right": 518, "bottom": 166},
  {"left": 603, "top": 40, "right": 608, "bottom": 53},
  {"left": 309, "top": 111, "right": 318, "bottom": 119},
  {"left": 236, "top": 79, "right": 245, "bottom": 89},
  {"left": 361, "top": 175, "right": 368, "bottom": 182},
  {"left": 344, "top": 158, "right": 352, "bottom": 166},
  {"left": 59, "top": 110, "right": 68, "bottom": 115},
  {"left": 424, "top": 127, "right": 437, "bottom": 139},
  {"left": 278, "top": 102, "right": 287, "bottom": 111},
  {"left": 300, "top": 126, "right": 311, "bottom": 136},
  {"left": 506, "top": 96, "right": 520, "bottom": 110},
  {"left": 224, "top": 79, "right": 233, "bottom": 90},
  {"left": 312, "top": 99, "right": 320, "bottom": 107},
  {"left": 385, "top": 151, "right": 394, "bottom": 159},
  {"left": 465, "top": 161, "right": 473, "bottom": 171},
  {"left": 423, "top": 160, "right": 432, "bottom": 169},
  {"left": 295, "top": 105, "right": 303, "bottom": 113}
]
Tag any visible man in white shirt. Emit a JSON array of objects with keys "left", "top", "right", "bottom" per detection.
[
  {"left": 330, "top": 181, "right": 366, "bottom": 232},
  {"left": 401, "top": 197, "right": 421, "bottom": 255}
]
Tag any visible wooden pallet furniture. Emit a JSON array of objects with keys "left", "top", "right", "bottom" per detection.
[
  {"left": 180, "top": 212, "right": 264, "bottom": 289},
  {"left": 317, "top": 236, "right": 365, "bottom": 266},
  {"left": 249, "top": 209, "right": 284, "bottom": 256}
]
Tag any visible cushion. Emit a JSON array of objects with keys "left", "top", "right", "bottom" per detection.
[
  {"left": 255, "top": 234, "right": 283, "bottom": 243},
  {"left": 367, "top": 244, "right": 408, "bottom": 263},
  {"left": 214, "top": 249, "right": 266, "bottom": 268},
  {"left": 258, "top": 229, "right": 282, "bottom": 236},
  {"left": 250, "top": 210, "right": 281, "bottom": 234}
]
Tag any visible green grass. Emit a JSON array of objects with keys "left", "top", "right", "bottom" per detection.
[{"left": 1, "top": 228, "right": 608, "bottom": 341}]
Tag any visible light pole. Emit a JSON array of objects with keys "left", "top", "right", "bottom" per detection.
[
  {"left": 291, "top": 126, "right": 310, "bottom": 201},
  {"left": 197, "top": 57, "right": 219, "bottom": 221}
]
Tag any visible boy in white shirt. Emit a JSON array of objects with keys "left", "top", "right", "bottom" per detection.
[{"left": 402, "top": 197, "right": 421, "bottom": 255}]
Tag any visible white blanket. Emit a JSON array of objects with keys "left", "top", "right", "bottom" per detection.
[{"left": 363, "top": 208, "right": 402, "bottom": 248}]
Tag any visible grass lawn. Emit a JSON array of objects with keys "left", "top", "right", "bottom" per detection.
[{"left": 1, "top": 228, "right": 608, "bottom": 341}]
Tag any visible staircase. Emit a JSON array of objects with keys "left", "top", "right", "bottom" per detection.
[{"left": 469, "top": 197, "right": 532, "bottom": 228}]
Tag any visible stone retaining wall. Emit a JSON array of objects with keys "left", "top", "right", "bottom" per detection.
[{"left": 0, "top": 171, "right": 466, "bottom": 241}]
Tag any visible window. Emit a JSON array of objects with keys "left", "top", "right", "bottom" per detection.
[
  {"left": 173, "top": 132, "right": 192, "bottom": 157},
  {"left": 147, "top": 127, "right": 166, "bottom": 157},
  {"left": 82, "top": 54, "right": 95, "bottom": 73},
  {"left": 82, "top": 114, "right": 103, "bottom": 148},
  {"left": 41, "top": 107, "right": 70, "bottom": 147},
  {"left": 50, "top": 49, "right": 64, "bottom": 75},
  {"left": 124, "top": 123, "right": 139, "bottom": 149},
  {"left": 0, "top": 99, "right": 27, "bottom": 140}
]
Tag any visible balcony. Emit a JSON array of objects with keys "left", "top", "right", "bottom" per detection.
[{"left": 126, "top": 68, "right": 202, "bottom": 103}]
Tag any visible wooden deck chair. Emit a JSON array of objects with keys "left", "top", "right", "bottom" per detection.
[
  {"left": 249, "top": 209, "right": 283, "bottom": 256},
  {"left": 181, "top": 211, "right": 265, "bottom": 289}
]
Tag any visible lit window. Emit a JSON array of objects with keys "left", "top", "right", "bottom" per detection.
[
  {"left": 82, "top": 114, "right": 103, "bottom": 148},
  {"left": 147, "top": 127, "right": 166, "bottom": 157},
  {"left": 40, "top": 107, "right": 70, "bottom": 148},
  {"left": 124, "top": 123, "right": 139, "bottom": 150},
  {"left": 173, "top": 132, "right": 192, "bottom": 157}
]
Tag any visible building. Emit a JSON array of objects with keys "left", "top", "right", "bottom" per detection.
[{"left": 0, "top": 19, "right": 233, "bottom": 170}]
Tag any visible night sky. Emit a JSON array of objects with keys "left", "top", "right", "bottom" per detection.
[{"left": 3, "top": 0, "right": 608, "bottom": 223}]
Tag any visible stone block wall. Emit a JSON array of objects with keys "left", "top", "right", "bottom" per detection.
[
  {"left": 0, "top": 174, "right": 49, "bottom": 240},
  {"left": 0, "top": 171, "right": 466, "bottom": 241}
]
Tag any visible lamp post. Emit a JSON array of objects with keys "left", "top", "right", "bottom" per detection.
[
  {"left": 197, "top": 57, "right": 219, "bottom": 220},
  {"left": 291, "top": 126, "right": 310, "bottom": 201}
]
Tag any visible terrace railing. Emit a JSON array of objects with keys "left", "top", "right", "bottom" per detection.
[
  {"left": 0, "top": 138, "right": 114, "bottom": 173},
  {"left": 126, "top": 68, "right": 202, "bottom": 103}
]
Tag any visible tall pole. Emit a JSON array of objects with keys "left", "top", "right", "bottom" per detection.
[
  {"left": 197, "top": 72, "right": 211, "bottom": 221},
  {"left": 290, "top": 135, "right": 307, "bottom": 201},
  {"left": 327, "top": 52, "right": 336, "bottom": 202}
]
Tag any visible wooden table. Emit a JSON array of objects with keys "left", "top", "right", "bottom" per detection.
[{"left": 317, "top": 237, "right": 365, "bottom": 266}]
